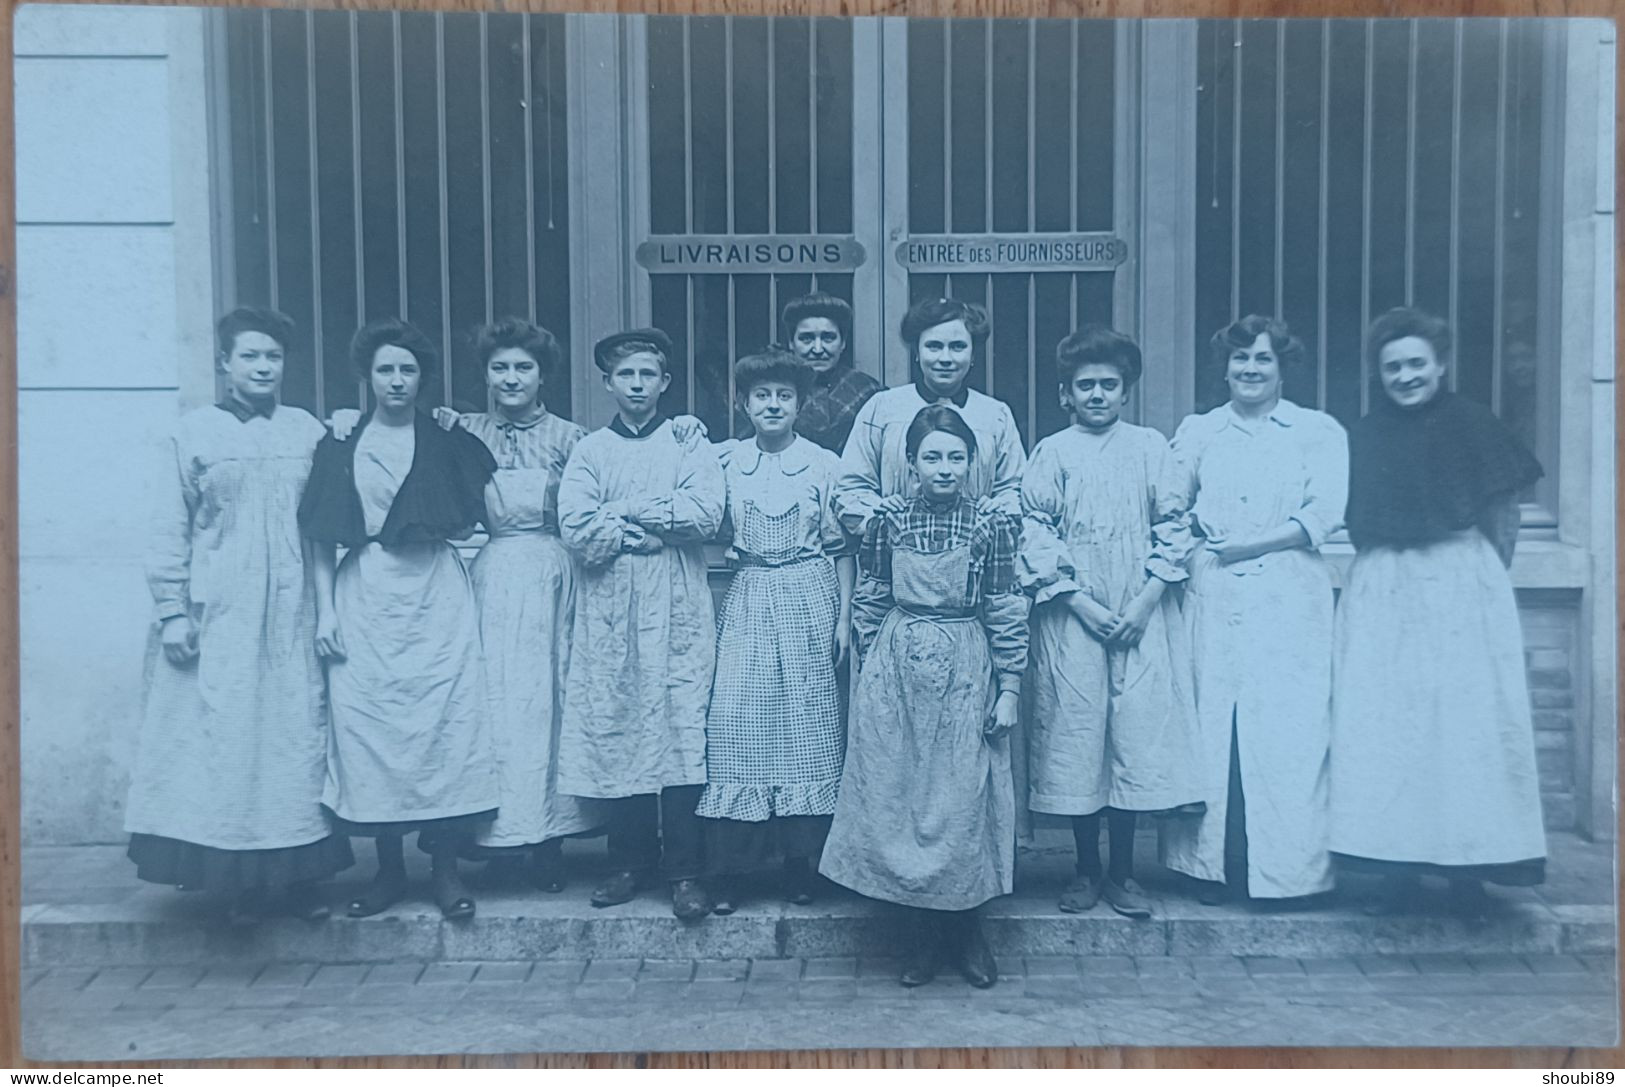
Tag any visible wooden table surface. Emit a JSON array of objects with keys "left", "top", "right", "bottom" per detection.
[{"left": 0, "top": 0, "right": 1618, "bottom": 1068}]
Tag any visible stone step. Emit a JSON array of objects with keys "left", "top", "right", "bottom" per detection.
[{"left": 23, "top": 835, "right": 1615, "bottom": 969}]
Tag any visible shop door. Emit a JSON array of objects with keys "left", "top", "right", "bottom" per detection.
[{"left": 635, "top": 16, "right": 1132, "bottom": 448}]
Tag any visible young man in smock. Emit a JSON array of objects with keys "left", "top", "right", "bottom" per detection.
[{"left": 555, "top": 328, "right": 726, "bottom": 921}]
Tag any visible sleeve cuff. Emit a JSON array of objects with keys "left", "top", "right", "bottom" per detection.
[
  {"left": 153, "top": 601, "right": 189, "bottom": 623},
  {"left": 1030, "top": 576, "right": 1083, "bottom": 605},
  {"left": 1291, "top": 514, "right": 1329, "bottom": 549},
  {"left": 996, "top": 674, "right": 1022, "bottom": 696},
  {"left": 1145, "top": 559, "right": 1189, "bottom": 584}
]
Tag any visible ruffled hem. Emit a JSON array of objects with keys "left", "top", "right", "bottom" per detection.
[
  {"left": 695, "top": 780, "right": 840, "bottom": 821},
  {"left": 127, "top": 833, "right": 354, "bottom": 893}
]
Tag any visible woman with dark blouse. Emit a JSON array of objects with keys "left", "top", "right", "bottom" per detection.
[
  {"left": 299, "top": 318, "right": 500, "bottom": 921},
  {"left": 1330, "top": 307, "right": 1547, "bottom": 914}
]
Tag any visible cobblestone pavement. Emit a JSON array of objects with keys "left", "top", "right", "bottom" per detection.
[{"left": 23, "top": 952, "right": 1618, "bottom": 1059}]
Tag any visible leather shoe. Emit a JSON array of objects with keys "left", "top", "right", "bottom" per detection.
[
  {"left": 899, "top": 936, "right": 939, "bottom": 987},
  {"left": 670, "top": 878, "right": 713, "bottom": 921},
  {"left": 956, "top": 918, "right": 997, "bottom": 989},
  {"left": 590, "top": 869, "right": 643, "bottom": 908}
]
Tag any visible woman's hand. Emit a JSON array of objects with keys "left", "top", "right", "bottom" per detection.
[
  {"left": 315, "top": 612, "right": 346, "bottom": 661},
  {"left": 986, "top": 690, "right": 1019, "bottom": 738},
  {"left": 160, "top": 615, "right": 198, "bottom": 666},
  {"left": 670, "top": 415, "right": 709, "bottom": 446},
  {"left": 875, "top": 494, "right": 910, "bottom": 516},
  {"left": 1106, "top": 588, "right": 1159, "bottom": 647},
  {"left": 1068, "top": 594, "right": 1118, "bottom": 642},
  {"left": 833, "top": 620, "right": 851, "bottom": 670},
  {"left": 432, "top": 406, "right": 460, "bottom": 432},
  {"left": 1207, "top": 537, "right": 1260, "bottom": 565},
  {"left": 328, "top": 408, "right": 363, "bottom": 442}
]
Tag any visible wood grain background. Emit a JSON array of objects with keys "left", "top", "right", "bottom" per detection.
[{"left": 0, "top": 0, "right": 1618, "bottom": 1068}]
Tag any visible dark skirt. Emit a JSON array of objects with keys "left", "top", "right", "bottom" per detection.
[
  {"left": 704, "top": 815, "right": 831, "bottom": 878},
  {"left": 1333, "top": 851, "right": 1546, "bottom": 887},
  {"left": 128, "top": 833, "right": 354, "bottom": 894}
]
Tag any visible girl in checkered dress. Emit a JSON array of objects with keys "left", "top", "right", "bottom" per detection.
[{"left": 697, "top": 350, "right": 856, "bottom": 911}]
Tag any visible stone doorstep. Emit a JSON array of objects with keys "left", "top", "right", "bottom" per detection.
[{"left": 21, "top": 899, "right": 1614, "bottom": 970}]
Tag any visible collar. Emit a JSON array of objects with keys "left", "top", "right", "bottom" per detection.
[
  {"left": 735, "top": 435, "right": 813, "bottom": 476},
  {"left": 1224, "top": 397, "right": 1301, "bottom": 430},
  {"left": 493, "top": 402, "right": 551, "bottom": 431},
  {"left": 609, "top": 410, "right": 668, "bottom": 440},
  {"left": 812, "top": 361, "right": 851, "bottom": 390},
  {"left": 217, "top": 394, "right": 276, "bottom": 422},
  {"left": 913, "top": 379, "right": 970, "bottom": 409}
]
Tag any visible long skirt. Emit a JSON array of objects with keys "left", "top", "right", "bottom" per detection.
[
  {"left": 819, "top": 610, "right": 1013, "bottom": 911},
  {"left": 1158, "top": 547, "right": 1336, "bottom": 898},
  {"left": 127, "top": 833, "right": 353, "bottom": 894},
  {"left": 470, "top": 531, "right": 607, "bottom": 850},
  {"left": 324, "top": 540, "right": 498, "bottom": 831},
  {"left": 1329, "top": 529, "right": 1546, "bottom": 881}
]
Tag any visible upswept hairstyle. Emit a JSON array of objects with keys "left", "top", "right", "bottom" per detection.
[
  {"left": 905, "top": 404, "right": 979, "bottom": 462},
  {"left": 734, "top": 348, "right": 815, "bottom": 405},
  {"left": 1208, "top": 314, "right": 1306, "bottom": 386},
  {"left": 899, "top": 297, "right": 992, "bottom": 355},
  {"left": 1365, "top": 307, "right": 1452, "bottom": 371},
  {"left": 476, "top": 317, "right": 563, "bottom": 372},
  {"left": 1055, "top": 324, "right": 1143, "bottom": 389},
  {"left": 217, "top": 307, "right": 295, "bottom": 357},
  {"left": 350, "top": 317, "right": 439, "bottom": 382},
  {"left": 780, "top": 292, "right": 853, "bottom": 346}
]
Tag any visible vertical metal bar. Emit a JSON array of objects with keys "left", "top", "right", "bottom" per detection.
[
  {"left": 1069, "top": 273, "right": 1077, "bottom": 330},
  {"left": 984, "top": 19, "right": 994, "bottom": 233},
  {"left": 1448, "top": 20, "right": 1462, "bottom": 393},
  {"left": 725, "top": 19, "right": 735, "bottom": 235},
  {"left": 392, "top": 13, "right": 406, "bottom": 318},
  {"left": 542, "top": 17, "right": 556, "bottom": 230},
  {"left": 1405, "top": 21, "right": 1417, "bottom": 304},
  {"left": 350, "top": 14, "right": 365, "bottom": 334},
  {"left": 1317, "top": 21, "right": 1329, "bottom": 408},
  {"left": 1491, "top": 18, "right": 1508, "bottom": 415},
  {"left": 1228, "top": 19, "right": 1241, "bottom": 320},
  {"left": 1069, "top": 20, "right": 1078, "bottom": 231},
  {"left": 480, "top": 13, "right": 493, "bottom": 326},
  {"left": 262, "top": 11, "right": 280, "bottom": 311},
  {"left": 683, "top": 18, "right": 693, "bottom": 232},
  {"left": 1359, "top": 18, "right": 1373, "bottom": 418},
  {"left": 1027, "top": 19, "right": 1036, "bottom": 234},
  {"left": 1273, "top": 20, "right": 1284, "bottom": 321},
  {"left": 436, "top": 13, "right": 451, "bottom": 395},
  {"left": 809, "top": 18, "right": 819, "bottom": 233},
  {"left": 768, "top": 21, "right": 777, "bottom": 334},
  {"left": 305, "top": 12, "right": 324, "bottom": 417},
  {"left": 1027, "top": 274, "right": 1036, "bottom": 439},
  {"left": 522, "top": 16, "right": 536, "bottom": 324},
  {"left": 944, "top": 21, "right": 953, "bottom": 231}
]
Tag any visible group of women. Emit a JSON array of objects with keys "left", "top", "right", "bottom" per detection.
[{"left": 126, "top": 289, "right": 1547, "bottom": 990}]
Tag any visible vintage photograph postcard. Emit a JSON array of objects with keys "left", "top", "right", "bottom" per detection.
[{"left": 13, "top": 6, "right": 1617, "bottom": 1059}]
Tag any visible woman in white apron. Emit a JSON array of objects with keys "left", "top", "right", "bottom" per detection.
[{"left": 1158, "top": 316, "right": 1349, "bottom": 903}]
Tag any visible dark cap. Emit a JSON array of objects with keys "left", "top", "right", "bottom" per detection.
[{"left": 592, "top": 328, "right": 675, "bottom": 373}]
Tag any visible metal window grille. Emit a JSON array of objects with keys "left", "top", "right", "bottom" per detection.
[
  {"left": 1195, "top": 17, "right": 1562, "bottom": 515},
  {"left": 218, "top": 10, "right": 573, "bottom": 420}
]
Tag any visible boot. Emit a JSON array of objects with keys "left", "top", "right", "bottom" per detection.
[
  {"left": 953, "top": 912, "right": 997, "bottom": 989},
  {"left": 898, "top": 909, "right": 941, "bottom": 987}
]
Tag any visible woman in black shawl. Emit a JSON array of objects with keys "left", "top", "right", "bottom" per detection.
[
  {"left": 299, "top": 318, "right": 500, "bottom": 921},
  {"left": 1329, "top": 307, "right": 1546, "bottom": 916}
]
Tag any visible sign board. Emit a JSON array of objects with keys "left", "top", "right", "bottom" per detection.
[
  {"left": 636, "top": 235, "right": 866, "bottom": 274},
  {"left": 895, "top": 233, "right": 1127, "bottom": 273}
]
